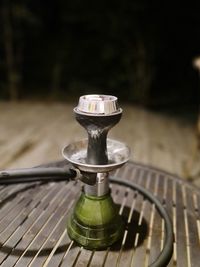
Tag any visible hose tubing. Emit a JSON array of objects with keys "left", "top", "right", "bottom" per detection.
[
  {"left": 0, "top": 167, "right": 77, "bottom": 184},
  {"left": 110, "top": 176, "right": 173, "bottom": 267},
  {"left": 0, "top": 167, "right": 173, "bottom": 266}
]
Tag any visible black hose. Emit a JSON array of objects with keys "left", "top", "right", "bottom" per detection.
[
  {"left": 0, "top": 167, "right": 173, "bottom": 266},
  {"left": 110, "top": 176, "right": 173, "bottom": 267},
  {"left": 0, "top": 167, "right": 77, "bottom": 184}
]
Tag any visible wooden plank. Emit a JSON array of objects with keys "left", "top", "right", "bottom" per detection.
[
  {"left": 115, "top": 186, "right": 142, "bottom": 266},
  {"left": 186, "top": 210, "right": 200, "bottom": 267},
  {"left": 174, "top": 181, "right": 188, "bottom": 267},
  {"left": 43, "top": 235, "right": 73, "bottom": 267},
  {"left": 0, "top": 183, "right": 67, "bottom": 265},
  {"left": 147, "top": 174, "right": 163, "bottom": 265},
  {"left": 183, "top": 187, "right": 200, "bottom": 267},
  {"left": 13, "top": 186, "right": 79, "bottom": 267},
  {"left": 163, "top": 178, "right": 177, "bottom": 267},
  {"left": 128, "top": 171, "right": 155, "bottom": 267},
  {"left": 0, "top": 185, "right": 48, "bottom": 234},
  {"left": 0, "top": 102, "right": 198, "bottom": 187}
]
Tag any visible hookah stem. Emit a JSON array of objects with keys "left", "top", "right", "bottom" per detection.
[
  {"left": 87, "top": 130, "right": 108, "bottom": 165},
  {"left": 0, "top": 167, "right": 77, "bottom": 184}
]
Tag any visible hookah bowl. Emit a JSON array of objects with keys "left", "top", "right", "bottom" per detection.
[{"left": 62, "top": 95, "right": 130, "bottom": 250}]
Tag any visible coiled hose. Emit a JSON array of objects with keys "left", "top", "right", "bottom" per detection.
[
  {"left": 0, "top": 167, "right": 173, "bottom": 267},
  {"left": 110, "top": 176, "right": 173, "bottom": 267}
]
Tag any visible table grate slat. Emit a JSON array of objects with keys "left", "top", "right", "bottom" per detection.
[{"left": 0, "top": 161, "right": 199, "bottom": 266}]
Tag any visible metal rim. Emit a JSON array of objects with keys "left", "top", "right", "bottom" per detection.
[{"left": 62, "top": 138, "right": 130, "bottom": 173}]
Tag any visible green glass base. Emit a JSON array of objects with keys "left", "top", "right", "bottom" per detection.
[{"left": 67, "top": 192, "right": 124, "bottom": 250}]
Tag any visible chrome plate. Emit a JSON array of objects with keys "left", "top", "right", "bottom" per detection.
[{"left": 62, "top": 139, "right": 130, "bottom": 173}]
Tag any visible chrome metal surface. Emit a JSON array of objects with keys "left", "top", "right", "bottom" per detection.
[
  {"left": 84, "top": 172, "right": 109, "bottom": 196},
  {"left": 75, "top": 94, "right": 122, "bottom": 115},
  {"left": 62, "top": 138, "right": 130, "bottom": 173}
]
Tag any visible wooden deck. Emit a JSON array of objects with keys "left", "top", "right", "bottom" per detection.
[{"left": 0, "top": 101, "right": 199, "bottom": 187}]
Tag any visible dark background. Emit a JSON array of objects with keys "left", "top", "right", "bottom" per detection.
[{"left": 0, "top": 0, "right": 200, "bottom": 110}]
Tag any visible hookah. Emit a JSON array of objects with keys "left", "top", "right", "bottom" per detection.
[
  {"left": 0, "top": 95, "right": 173, "bottom": 266},
  {"left": 62, "top": 95, "right": 129, "bottom": 248}
]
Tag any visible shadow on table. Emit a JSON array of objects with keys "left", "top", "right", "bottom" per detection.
[
  {"left": 0, "top": 205, "right": 148, "bottom": 258},
  {"left": 110, "top": 205, "right": 148, "bottom": 251}
]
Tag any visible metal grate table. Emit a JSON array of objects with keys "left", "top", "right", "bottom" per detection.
[{"left": 0, "top": 161, "right": 199, "bottom": 267}]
